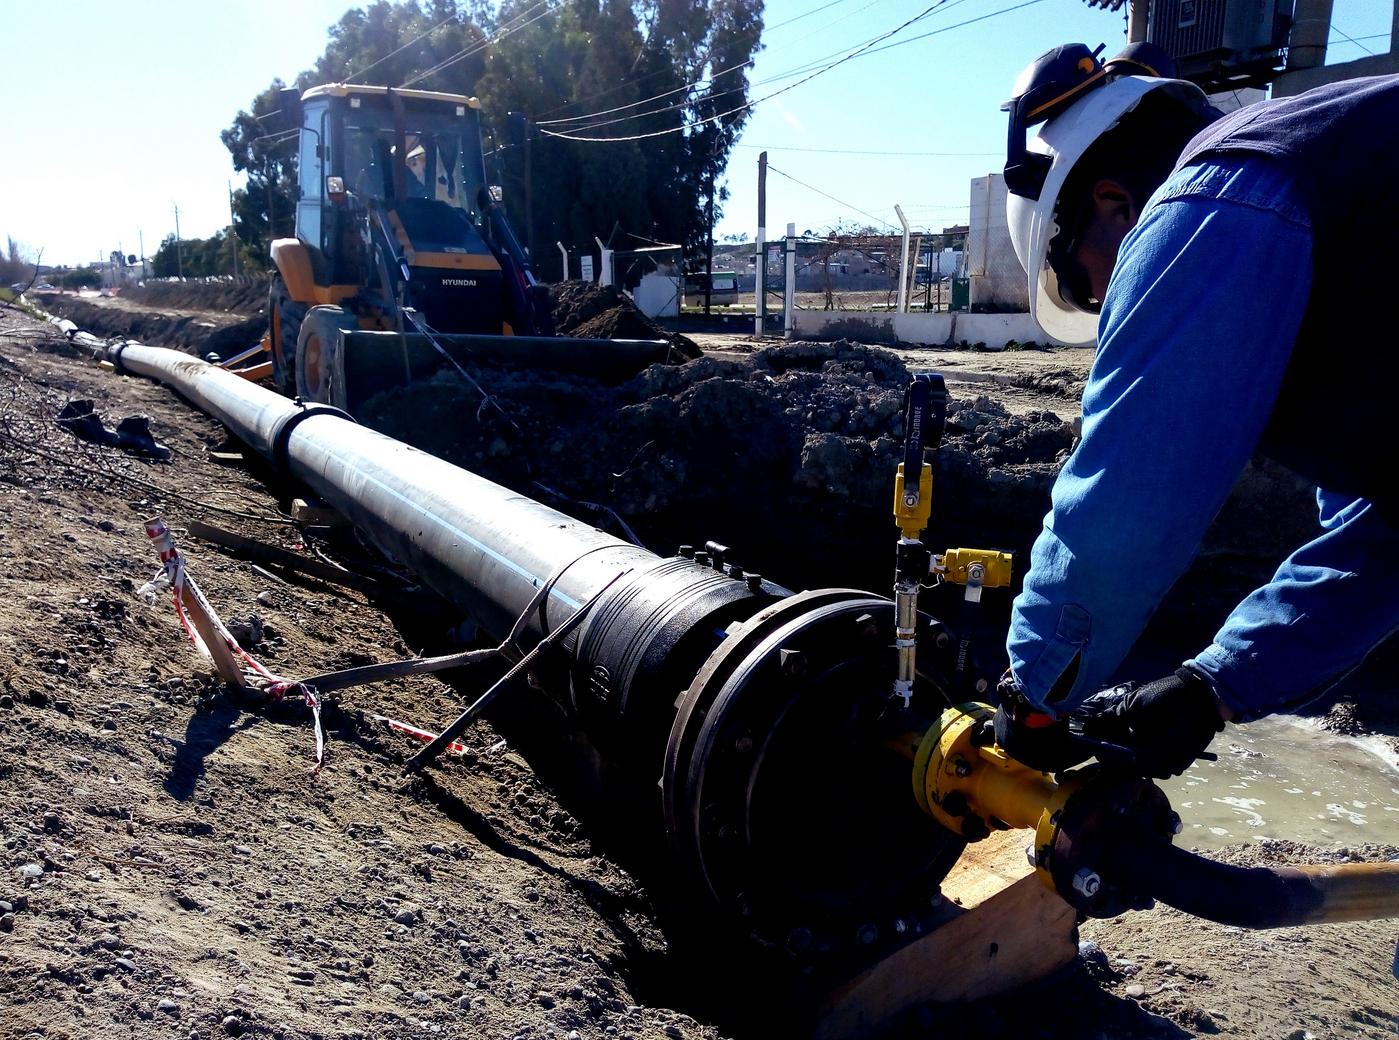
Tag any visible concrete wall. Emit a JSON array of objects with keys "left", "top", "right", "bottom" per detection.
[
  {"left": 967, "top": 173, "right": 1029, "bottom": 312},
  {"left": 791, "top": 308, "right": 1078, "bottom": 348}
]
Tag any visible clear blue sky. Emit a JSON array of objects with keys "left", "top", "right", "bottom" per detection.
[{"left": 0, "top": 0, "right": 1391, "bottom": 267}]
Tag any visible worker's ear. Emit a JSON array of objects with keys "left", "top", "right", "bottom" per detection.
[{"left": 1090, "top": 178, "right": 1139, "bottom": 231}]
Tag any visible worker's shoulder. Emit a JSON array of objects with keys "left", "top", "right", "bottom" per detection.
[{"left": 1149, "top": 155, "right": 1311, "bottom": 231}]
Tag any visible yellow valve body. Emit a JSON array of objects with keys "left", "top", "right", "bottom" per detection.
[
  {"left": 893, "top": 462, "right": 933, "bottom": 539},
  {"left": 938, "top": 548, "right": 1014, "bottom": 588},
  {"left": 910, "top": 704, "right": 1080, "bottom": 893}
]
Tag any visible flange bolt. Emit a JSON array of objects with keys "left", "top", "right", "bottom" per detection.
[{"left": 1072, "top": 868, "right": 1102, "bottom": 899}]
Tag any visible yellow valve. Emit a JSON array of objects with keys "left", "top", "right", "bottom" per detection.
[
  {"left": 907, "top": 703, "right": 1082, "bottom": 894},
  {"left": 892, "top": 461, "right": 933, "bottom": 540},
  {"left": 936, "top": 548, "right": 1013, "bottom": 589}
]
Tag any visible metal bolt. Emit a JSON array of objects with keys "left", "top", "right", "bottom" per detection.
[
  {"left": 856, "top": 923, "right": 878, "bottom": 946},
  {"left": 967, "top": 563, "right": 985, "bottom": 582},
  {"left": 780, "top": 649, "right": 806, "bottom": 677},
  {"left": 952, "top": 758, "right": 972, "bottom": 777},
  {"left": 1024, "top": 844, "right": 1037, "bottom": 867},
  {"left": 733, "top": 733, "right": 754, "bottom": 754},
  {"left": 893, "top": 918, "right": 907, "bottom": 935},
  {"left": 727, "top": 564, "right": 745, "bottom": 580},
  {"left": 935, "top": 631, "right": 951, "bottom": 649},
  {"left": 974, "top": 678, "right": 988, "bottom": 694},
  {"left": 745, "top": 573, "right": 763, "bottom": 592},
  {"left": 678, "top": 545, "right": 694, "bottom": 559},
  {"left": 1072, "top": 868, "right": 1102, "bottom": 899},
  {"left": 694, "top": 551, "right": 711, "bottom": 567},
  {"left": 904, "top": 491, "right": 919, "bottom": 508},
  {"left": 1167, "top": 811, "right": 1183, "bottom": 836}
]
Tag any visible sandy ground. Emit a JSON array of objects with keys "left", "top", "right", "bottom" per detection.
[{"left": 1, "top": 302, "right": 1396, "bottom": 1039}]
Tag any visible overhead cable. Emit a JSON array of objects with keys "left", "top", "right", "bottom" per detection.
[
  {"left": 734, "top": 144, "right": 999, "bottom": 157},
  {"left": 535, "top": 0, "right": 868, "bottom": 120},
  {"left": 544, "top": 0, "right": 945, "bottom": 134},
  {"left": 401, "top": 0, "right": 564, "bottom": 88},
  {"left": 766, "top": 163, "right": 898, "bottom": 231},
  {"left": 541, "top": 0, "right": 951, "bottom": 143},
  {"left": 346, "top": 9, "right": 461, "bottom": 84}
]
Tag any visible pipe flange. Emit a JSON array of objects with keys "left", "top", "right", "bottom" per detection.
[
  {"left": 269, "top": 401, "right": 356, "bottom": 473},
  {"left": 664, "top": 590, "right": 964, "bottom": 957}
]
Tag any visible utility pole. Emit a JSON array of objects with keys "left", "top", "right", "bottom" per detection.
[
  {"left": 173, "top": 203, "right": 183, "bottom": 278},
  {"left": 754, "top": 150, "right": 767, "bottom": 338},
  {"left": 705, "top": 172, "right": 715, "bottom": 316},
  {"left": 228, "top": 180, "right": 241, "bottom": 278}
]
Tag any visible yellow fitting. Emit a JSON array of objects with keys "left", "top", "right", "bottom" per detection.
[
  {"left": 893, "top": 461, "right": 933, "bottom": 540},
  {"left": 937, "top": 548, "right": 1013, "bottom": 588},
  {"left": 909, "top": 704, "right": 1082, "bottom": 892}
]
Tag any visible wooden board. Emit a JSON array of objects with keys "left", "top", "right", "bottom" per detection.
[{"left": 814, "top": 830, "right": 1077, "bottom": 1040}]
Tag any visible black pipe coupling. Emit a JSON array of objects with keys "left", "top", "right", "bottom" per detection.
[{"left": 269, "top": 400, "right": 357, "bottom": 474}]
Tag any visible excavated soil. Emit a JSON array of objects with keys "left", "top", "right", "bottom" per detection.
[
  {"left": 35, "top": 279, "right": 701, "bottom": 364},
  {"left": 2, "top": 303, "right": 1396, "bottom": 1040}
]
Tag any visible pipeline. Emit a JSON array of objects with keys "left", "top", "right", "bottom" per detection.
[
  {"left": 98, "top": 341, "right": 1399, "bottom": 1016},
  {"left": 101, "top": 341, "right": 969, "bottom": 970}
]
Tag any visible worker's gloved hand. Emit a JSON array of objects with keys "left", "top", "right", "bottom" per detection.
[
  {"left": 991, "top": 672, "right": 1092, "bottom": 773},
  {"left": 1070, "top": 666, "right": 1226, "bottom": 778}
]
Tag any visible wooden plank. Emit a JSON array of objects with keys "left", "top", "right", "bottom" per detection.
[
  {"left": 291, "top": 497, "right": 348, "bottom": 527},
  {"left": 186, "top": 519, "right": 379, "bottom": 596},
  {"left": 177, "top": 581, "right": 247, "bottom": 690},
  {"left": 231, "top": 360, "right": 273, "bottom": 381},
  {"left": 814, "top": 833, "right": 1077, "bottom": 1040}
]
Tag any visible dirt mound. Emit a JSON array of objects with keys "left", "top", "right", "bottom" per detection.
[
  {"left": 360, "top": 340, "right": 1073, "bottom": 602},
  {"left": 550, "top": 280, "right": 700, "bottom": 358},
  {"left": 357, "top": 335, "right": 1319, "bottom": 675},
  {"left": 124, "top": 278, "right": 269, "bottom": 316},
  {"left": 34, "top": 293, "right": 267, "bottom": 359}
]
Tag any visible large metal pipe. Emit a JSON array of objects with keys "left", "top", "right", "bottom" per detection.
[
  {"left": 102, "top": 341, "right": 968, "bottom": 968},
  {"left": 110, "top": 342, "right": 656, "bottom": 643}
]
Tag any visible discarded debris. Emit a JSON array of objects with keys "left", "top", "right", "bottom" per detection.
[{"left": 56, "top": 399, "right": 171, "bottom": 460}]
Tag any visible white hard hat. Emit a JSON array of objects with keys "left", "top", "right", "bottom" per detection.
[{"left": 1002, "top": 48, "right": 1209, "bottom": 345}]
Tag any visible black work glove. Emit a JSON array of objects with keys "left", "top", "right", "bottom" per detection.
[
  {"left": 1070, "top": 666, "right": 1226, "bottom": 779},
  {"left": 991, "top": 673, "right": 1092, "bottom": 773}
]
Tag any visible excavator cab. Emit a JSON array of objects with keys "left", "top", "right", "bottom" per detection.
[{"left": 266, "top": 84, "right": 580, "bottom": 410}]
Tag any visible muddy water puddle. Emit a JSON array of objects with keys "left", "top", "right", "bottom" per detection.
[{"left": 1159, "top": 715, "right": 1399, "bottom": 850}]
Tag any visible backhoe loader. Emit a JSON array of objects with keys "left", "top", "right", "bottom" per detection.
[{"left": 260, "top": 83, "right": 670, "bottom": 412}]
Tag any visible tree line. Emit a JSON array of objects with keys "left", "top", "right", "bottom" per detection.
[{"left": 223, "top": 0, "right": 764, "bottom": 281}]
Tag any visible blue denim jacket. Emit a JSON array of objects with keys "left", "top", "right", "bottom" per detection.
[{"left": 1008, "top": 156, "right": 1399, "bottom": 720}]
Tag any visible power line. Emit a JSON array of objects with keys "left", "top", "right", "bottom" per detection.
[
  {"left": 401, "top": 0, "right": 564, "bottom": 88},
  {"left": 534, "top": 0, "right": 871, "bottom": 121},
  {"left": 541, "top": 1, "right": 952, "bottom": 143},
  {"left": 766, "top": 163, "right": 898, "bottom": 231},
  {"left": 346, "top": 9, "right": 462, "bottom": 84},
  {"left": 542, "top": 0, "right": 988, "bottom": 138},
  {"left": 538, "top": 0, "right": 891, "bottom": 128},
  {"left": 538, "top": 56, "right": 755, "bottom": 125},
  {"left": 765, "top": 0, "right": 857, "bottom": 32},
  {"left": 734, "top": 143, "right": 999, "bottom": 157},
  {"left": 1328, "top": 24, "right": 1377, "bottom": 54},
  {"left": 750, "top": 0, "right": 975, "bottom": 87}
]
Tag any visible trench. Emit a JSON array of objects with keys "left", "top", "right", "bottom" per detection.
[{"left": 44, "top": 283, "right": 1399, "bottom": 1028}]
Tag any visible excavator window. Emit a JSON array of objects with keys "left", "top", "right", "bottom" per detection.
[{"left": 341, "top": 120, "right": 486, "bottom": 227}]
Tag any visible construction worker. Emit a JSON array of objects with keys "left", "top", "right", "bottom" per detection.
[
  {"left": 992, "top": 43, "right": 1399, "bottom": 778},
  {"left": 405, "top": 144, "right": 430, "bottom": 196}
]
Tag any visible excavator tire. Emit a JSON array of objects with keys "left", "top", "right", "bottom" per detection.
[
  {"left": 268, "top": 277, "right": 306, "bottom": 395},
  {"left": 295, "top": 305, "right": 359, "bottom": 410}
]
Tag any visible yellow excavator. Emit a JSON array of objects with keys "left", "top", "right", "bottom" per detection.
[{"left": 253, "top": 83, "right": 669, "bottom": 412}]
